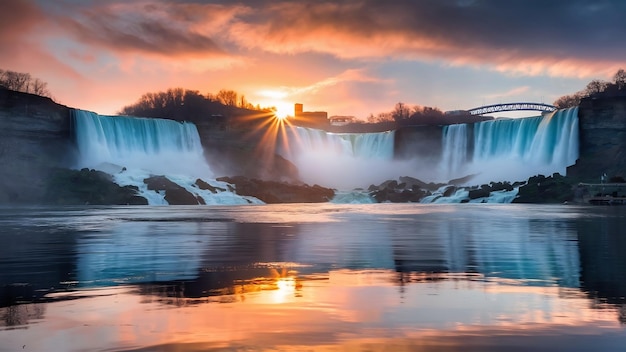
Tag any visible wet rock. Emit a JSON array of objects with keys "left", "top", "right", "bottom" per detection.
[
  {"left": 442, "top": 185, "right": 457, "bottom": 197},
  {"left": 144, "top": 176, "right": 202, "bottom": 205},
  {"left": 216, "top": 176, "right": 334, "bottom": 203},
  {"left": 467, "top": 182, "right": 514, "bottom": 201},
  {"left": 513, "top": 173, "right": 575, "bottom": 203},
  {"left": 44, "top": 168, "right": 147, "bottom": 205},
  {"left": 369, "top": 177, "right": 429, "bottom": 202},
  {"left": 194, "top": 178, "right": 226, "bottom": 193}
]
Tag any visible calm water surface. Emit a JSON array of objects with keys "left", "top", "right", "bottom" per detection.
[{"left": 1, "top": 203, "right": 625, "bottom": 351}]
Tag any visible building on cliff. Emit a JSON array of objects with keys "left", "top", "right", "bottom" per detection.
[{"left": 293, "top": 103, "right": 328, "bottom": 128}]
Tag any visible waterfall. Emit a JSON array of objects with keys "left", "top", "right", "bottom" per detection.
[
  {"left": 440, "top": 123, "right": 468, "bottom": 179},
  {"left": 440, "top": 107, "right": 579, "bottom": 185},
  {"left": 287, "top": 126, "right": 395, "bottom": 159},
  {"left": 72, "top": 109, "right": 212, "bottom": 178},
  {"left": 281, "top": 126, "right": 399, "bottom": 189},
  {"left": 71, "top": 110, "right": 259, "bottom": 205}
]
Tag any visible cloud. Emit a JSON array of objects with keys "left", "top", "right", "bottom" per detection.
[
  {"left": 20, "top": 0, "right": 625, "bottom": 79},
  {"left": 58, "top": 1, "right": 236, "bottom": 58},
  {"left": 289, "top": 69, "right": 387, "bottom": 96},
  {"left": 223, "top": 0, "right": 626, "bottom": 78},
  {"left": 0, "top": 0, "right": 42, "bottom": 57},
  {"left": 485, "top": 86, "right": 530, "bottom": 100},
  {"left": 0, "top": 0, "right": 86, "bottom": 84},
  {"left": 0, "top": 0, "right": 38, "bottom": 37}
]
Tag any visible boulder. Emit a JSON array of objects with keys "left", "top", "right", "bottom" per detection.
[
  {"left": 513, "top": 173, "right": 575, "bottom": 203},
  {"left": 194, "top": 178, "right": 226, "bottom": 193},
  {"left": 467, "top": 182, "right": 514, "bottom": 200},
  {"left": 44, "top": 168, "right": 148, "bottom": 205},
  {"left": 216, "top": 176, "right": 334, "bottom": 203},
  {"left": 369, "top": 177, "right": 428, "bottom": 202},
  {"left": 144, "top": 176, "right": 203, "bottom": 205}
]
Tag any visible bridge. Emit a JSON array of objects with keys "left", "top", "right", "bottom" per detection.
[{"left": 467, "top": 102, "right": 557, "bottom": 116}]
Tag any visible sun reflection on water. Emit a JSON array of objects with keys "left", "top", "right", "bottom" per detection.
[{"left": 2, "top": 269, "right": 626, "bottom": 351}]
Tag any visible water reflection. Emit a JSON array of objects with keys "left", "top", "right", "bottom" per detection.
[
  {"left": 2, "top": 271, "right": 625, "bottom": 351},
  {"left": 1, "top": 204, "right": 626, "bottom": 351}
]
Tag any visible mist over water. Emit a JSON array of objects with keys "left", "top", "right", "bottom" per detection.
[{"left": 279, "top": 127, "right": 416, "bottom": 189}]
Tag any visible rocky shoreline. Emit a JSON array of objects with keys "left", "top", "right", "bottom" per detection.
[
  {"left": 41, "top": 166, "right": 607, "bottom": 206},
  {"left": 41, "top": 168, "right": 336, "bottom": 205}
]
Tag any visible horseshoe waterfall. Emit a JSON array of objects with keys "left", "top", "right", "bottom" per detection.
[
  {"left": 70, "top": 107, "right": 580, "bottom": 204},
  {"left": 440, "top": 107, "right": 579, "bottom": 185}
]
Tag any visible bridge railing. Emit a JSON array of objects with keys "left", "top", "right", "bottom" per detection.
[{"left": 468, "top": 102, "right": 557, "bottom": 116}]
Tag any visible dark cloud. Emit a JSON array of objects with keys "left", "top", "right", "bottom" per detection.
[
  {"left": 239, "top": 0, "right": 626, "bottom": 57},
  {"left": 20, "top": 0, "right": 626, "bottom": 77},
  {"left": 201, "top": 0, "right": 624, "bottom": 76},
  {"left": 57, "top": 1, "right": 227, "bottom": 57}
]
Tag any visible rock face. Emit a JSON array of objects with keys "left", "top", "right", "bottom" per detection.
[
  {"left": 44, "top": 168, "right": 148, "bottom": 205},
  {"left": 0, "top": 88, "right": 73, "bottom": 203},
  {"left": 144, "top": 176, "right": 204, "bottom": 205},
  {"left": 568, "top": 93, "right": 626, "bottom": 182},
  {"left": 513, "top": 173, "right": 575, "bottom": 204},
  {"left": 394, "top": 125, "right": 443, "bottom": 166},
  {"left": 170, "top": 111, "right": 301, "bottom": 182},
  {"left": 217, "top": 176, "right": 334, "bottom": 203}
]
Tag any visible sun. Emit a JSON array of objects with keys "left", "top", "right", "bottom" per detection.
[
  {"left": 273, "top": 101, "right": 293, "bottom": 120},
  {"left": 257, "top": 89, "right": 292, "bottom": 120}
]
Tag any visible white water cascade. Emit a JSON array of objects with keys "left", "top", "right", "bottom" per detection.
[
  {"left": 72, "top": 109, "right": 261, "bottom": 205},
  {"left": 73, "top": 109, "right": 211, "bottom": 177},
  {"left": 440, "top": 107, "right": 579, "bottom": 185},
  {"left": 440, "top": 123, "right": 468, "bottom": 180},
  {"left": 281, "top": 126, "right": 404, "bottom": 190}
]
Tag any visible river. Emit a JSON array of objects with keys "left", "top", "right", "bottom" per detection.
[{"left": 1, "top": 203, "right": 625, "bottom": 351}]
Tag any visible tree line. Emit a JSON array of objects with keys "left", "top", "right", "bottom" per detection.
[
  {"left": 366, "top": 102, "right": 445, "bottom": 124},
  {"left": 119, "top": 88, "right": 275, "bottom": 117},
  {"left": 0, "top": 69, "right": 51, "bottom": 97},
  {"left": 553, "top": 68, "right": 626, "bottom": 109}
]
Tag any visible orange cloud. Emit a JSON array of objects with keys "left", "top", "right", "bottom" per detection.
[{"left": 222, "top": 1, "right": 626, "bottom": 79}]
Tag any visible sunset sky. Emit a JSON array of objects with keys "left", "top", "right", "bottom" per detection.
[{"left": 2, "top": 0, "right": 625, "bottom": 119}]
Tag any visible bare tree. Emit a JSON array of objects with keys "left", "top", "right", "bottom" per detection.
[
  {"left": 1, "top": 71, "right": 31, "bottom": 91},
  {"left": 0, "top": 69, "right": 51, "bottom": 97},
  {"left": 216, "top": 89, "right": 238, "bottom": 106},
  {"left": 613, "top": 68, "right": 626, "bottom": 90},
  {"left": 553, "top": 93, "right": 583, "bottom": 109},
  {"left": 584, "top": 79, "right": 609, "bottom": 96},
  {"left": 392, "top": 102, "right": 411, "bottom": 121},
  {"left": 30, "top": 78, "right": 50, "bottom": 96}
]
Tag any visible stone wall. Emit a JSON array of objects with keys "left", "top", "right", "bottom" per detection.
[
  {"left": 0, "top": 88, "right": 73, "bottom": 203},
  {"left": 568, "top": 94, "right": 626, "bottom": 182}
]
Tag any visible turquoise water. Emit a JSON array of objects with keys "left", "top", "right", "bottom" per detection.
[{"left": 1, "top": 204, "right": 625, "bottom": 351}]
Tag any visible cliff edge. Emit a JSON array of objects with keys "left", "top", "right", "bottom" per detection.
[
  {"left": 568, "top": 92, "right": 626, "bottom": 182},
  {"left": 0, "top": 88, "right": 72, "bottom": 203}
]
